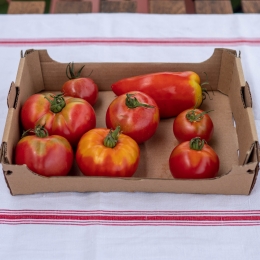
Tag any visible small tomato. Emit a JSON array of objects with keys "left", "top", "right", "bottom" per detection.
[
  {"left": 76, "top": 126, "right": 140, "bottom": 177},
  {"left": 173, "top": 108, "right": 214, "bottom": 143},
  {"left": 15, "top": 125, "right": 74, "bottom": 177},
  {"left": 169, "top": 137, "right": 219, "bottom": 179},
  {"left": 106, "top": 91, "right": 160, "bottom": 144},
  {"left": 62, "top": 62, "right": 98, "bottom": 106}
]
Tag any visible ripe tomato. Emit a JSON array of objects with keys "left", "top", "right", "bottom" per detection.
[
  {"left": 15, "top": 125, "right": 74, "bottom": 177},
  {"left": 62, "top": 62, "right": 98, "bottom": 106},
  {"left": 169, "top": 137, "right": 219, "bottom": 179},
  {"left": 106, "top": 91, "right": 160, "bottom": 144},
  {"left": 173, "top": 108, "right": 214, "bottom": 143},
  {"left": 21, "top": 93, "right": 96, "bottom": 147},
  {"left": 76, "top": 126, "right": 140, "bottom": 177},
  {"left": 111, "top": 71, "right": 207, "bottom": 118}
]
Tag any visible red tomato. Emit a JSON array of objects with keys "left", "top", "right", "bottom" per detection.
[
  {"left": 169, "top": 137, "right": 219, "bottom": 179},
  {"left": 21, "top": 93, "right": 96, "bottom": 147},
  {"left": 106, "top": 91, "right": 160, "bottom": 144},
  {"left": 173, "top": 108, "right": 214, "bottom": 143},
  {"left": 76, "top": 126, "right": 140, "bottom": 177},
  {"left": 15, "top": 125, "right": 73, "bottom": 177},
  {"left": 62, "top": 62, "right": 98, "bottom": 106},
  {"left": 111, "top": 71, "right": 205, "bottom": 118}
]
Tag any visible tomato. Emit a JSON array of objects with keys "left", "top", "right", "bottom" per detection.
[
  {"left": 111, "top": 71, "right": 207, "bottom": 118},
  {"left": 106, "top": 91, "right": 160, "bottom": 144},
  {"left": 76, "top": 126, "right": 140, "bottom": 177},
  {"left": 21, "top": 93, "right": 96, "bottom": 147},
  {"left": 173, "top": 108, "right": 214, "bottom": 143},
  {"left": 62, "top": 62, "right": 98, "bottom": 106},
  {"left": 15, "top": 125, "right": 74, "bottom": 177},
  {"left": 169, "top": 137, "right": 219, "bottom": 179}
]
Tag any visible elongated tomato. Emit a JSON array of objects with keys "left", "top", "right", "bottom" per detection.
[{"left": 111, "top": 71, "right": 205, "bottom": 118}]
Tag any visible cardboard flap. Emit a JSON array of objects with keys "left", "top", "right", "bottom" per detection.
[
  {"left": 7, "top": 82, "right": 20, "bottom": 109},
  {"left": 0, "top": 142, "right": 9, "bottom": 164},
  {"left": 243, "top": 141, "right": 259, "bottom": 165},
  {"left": 24, "top": 49, "right": 36, "bottom": 57},
  {"left": 241, "top": 82, "right": 252, "bottom": 108}
]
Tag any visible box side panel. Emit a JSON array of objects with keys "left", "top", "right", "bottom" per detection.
[
  {"left": 229, "top": 58, "right": 259, "bottom": 165},
  {"left": 2, "top": 162, "right": 257, "bottom": 195},
  {"left": 1, "top": 51, "right": 45, "bottom": 165},
  {"left": 217, "top": 49, "right": 237, "bottom": 95},
  {"left": 39, "top": 48, "right": 225, "bottom": 92}
]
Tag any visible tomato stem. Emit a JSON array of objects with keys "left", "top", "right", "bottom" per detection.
[
  {"left": 103, "top": 126, "right": 121, "bottom": 148},
  {"left": 189, "top": 137, "right": 205, "bottom": 151},
  {"left": 186, "top": 109, "right": 214, "bottom": 122},
  {"left": 22, "top": 125, "right": 49, "bottom": 139},
  {"left": 125, "top": 93, "right": 154, "bottom": 109},
  {"left": 45, "top": 93, "right": 66, "bottom": 113},
  {"left": 201, "top": 72, "right": 214, "bottom": 101},
  {"left": 66, "top": 62, "right": 85, "bottom": 80}
]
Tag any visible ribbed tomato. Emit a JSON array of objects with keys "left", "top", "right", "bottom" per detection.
[
  {"left": 76, "top": 126, "right": 140, "bottom": 177},
  {"left": 20, "top": 93, "right": 96, "bottom": 147},
  {"left": 15, "top": 125, "right": 73, "bottom": 177}
]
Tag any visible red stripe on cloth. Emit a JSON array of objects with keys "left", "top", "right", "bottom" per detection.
[
  {"left": 1, "top": 37, "right": 260, "bottom": 46},
  {"left": 1, "top": 210, "right": 260, "bottom": 226}
]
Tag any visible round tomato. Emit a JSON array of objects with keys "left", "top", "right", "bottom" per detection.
[
  {"left": 169, "top": 137, "right": 219, "bottom": 179},
  {"left": 106, "top": 91, "right": 160, "bottom": 144},
  {"left": 173, "top": 108, "right": 214, "bottom": 143},
  {"left": 15, "top": 125, "right": 74, "bottom": 177},
  {"left": 62, "top": 62, "right": 98, "bottom": 106},
  {"left": 76, "top": 126, "right": 140, "bottom": 177},
  {"left": 21, "top": 93, "right": 96, "bottom": 147}
]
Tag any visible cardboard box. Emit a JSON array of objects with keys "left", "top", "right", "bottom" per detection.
[{"left": 1, "top": 48, "right": 259, "bottom": 195}]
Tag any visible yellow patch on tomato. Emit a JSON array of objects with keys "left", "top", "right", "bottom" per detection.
[{"left": 189, "top": 80, "right": 203, "bottom": 108}]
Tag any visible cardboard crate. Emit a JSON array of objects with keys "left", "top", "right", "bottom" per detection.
[{"left": 1, "top": 48, "right": 259, "bottom": 195}]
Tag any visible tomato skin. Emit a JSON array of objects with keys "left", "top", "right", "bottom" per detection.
[
  {"left": 76, "top": 128, "right": 140, "bottom": 177},
  {"left": 173, "top": 109, "right": 214, "bottom": 143},
  {"left": 111, "top": 71, "right": 202, "bottom": 118},
  {"left": 62, "top": 78, "right": 98, "bottom": 106},
  {"left": 20, "top": 93, "right": 96, "bottom": 147},
  {"left": 106, "top": 91, "right": 160, "bottom": 144},
  {"left": 15, "top": 134, "right": 73, "bottom": 177},
  {"left": 169, "top": 140, "right": 219, "bottom": 179}
]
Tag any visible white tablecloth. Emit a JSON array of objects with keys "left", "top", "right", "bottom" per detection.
[{"left": 1, "top": 13, "right": 260, "bottom": 260}]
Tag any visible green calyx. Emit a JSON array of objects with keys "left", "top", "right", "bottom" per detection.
[
  {"left": 45, "top": 93, "right": 66, "bottom": 113},
  {"left": 189, "top": 137, "right": 205, "bottom": 151},
  {"left": 186, "top": 109, "right": 213, "bottom": 123},
  {"left": 66, "top": 62, "right": 85, "bottom": 80},
  {"left": 103, "top": 126, "right": 121, "bottom": 148},
  {"left": 201, "top": 72, "right": 213, "bottom": 101},
  {"left": 125, "top": 93, "right": 154, "bottom": 109},
  {"left": 22, "top": 125, "right": 49, "bottom": 139}
]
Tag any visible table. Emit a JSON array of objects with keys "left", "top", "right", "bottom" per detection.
[{"left": 1, "top": 13, "right": 260, "bottom": 260}]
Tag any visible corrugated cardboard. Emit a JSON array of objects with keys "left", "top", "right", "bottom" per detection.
[{"left": 1, "top": 48, "right": 259, "bottom": 195}]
